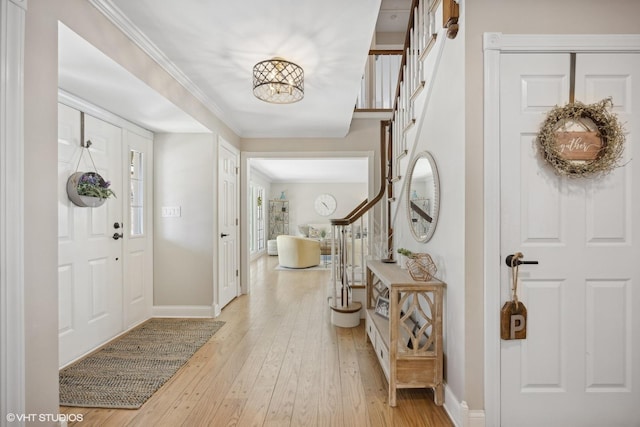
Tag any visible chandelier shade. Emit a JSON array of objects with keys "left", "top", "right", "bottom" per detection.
[{"left": 253, "top": 58, "right": 304, "bottom": 104}]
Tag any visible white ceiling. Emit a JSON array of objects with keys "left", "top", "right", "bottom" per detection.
[
  {"left": 377, "top": 0, "right": 412, "bottom": 33},
  {"left": 58, "top": 0, "right": 410, "bottom": 181},
  {"left": 90, "top": 0, "right": 383, "bottom": 138},
  {"left": 58, "top": 23, "right": 210, "bottom": 133}
]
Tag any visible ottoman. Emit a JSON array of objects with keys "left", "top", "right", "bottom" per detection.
[{"left": 267, "top": 239, "right": 278, "bottom": 255}]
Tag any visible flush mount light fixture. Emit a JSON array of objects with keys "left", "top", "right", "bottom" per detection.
[{"left": 252, "top": 58, "right": 304, "bottom": 104}]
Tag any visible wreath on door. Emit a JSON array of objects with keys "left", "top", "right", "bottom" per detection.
[{"left": 537, "top": 98, "right": 626, "bottom": 177}]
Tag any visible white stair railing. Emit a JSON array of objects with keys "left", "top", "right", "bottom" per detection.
[
  {"left": 356, "top": 51, "right": 402, "bottom": 110},
  {"left": 390, "top": 0, "right": 459, "bottom": 180}
]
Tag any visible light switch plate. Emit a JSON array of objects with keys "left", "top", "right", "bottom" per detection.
[{"left": 161, "top": 206, "right": 181, "bottom": 217}]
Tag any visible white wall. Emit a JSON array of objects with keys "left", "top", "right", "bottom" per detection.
[
  {"left": 24, "top": 2, "right": 59, "bottom": 422},
  {"left": 154, "top": 133, "right": 215, "bottom": 307},
  {"left": 270, "top": 182, "right": 368, "bottom": 232}
]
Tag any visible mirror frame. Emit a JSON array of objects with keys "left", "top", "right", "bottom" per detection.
[{"left": 406, "top": 151, "right": 440, "bottom": 243}]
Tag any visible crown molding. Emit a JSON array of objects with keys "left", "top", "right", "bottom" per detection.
[{"left": 89, "top": 0, "right": 241, "bottom": 135}]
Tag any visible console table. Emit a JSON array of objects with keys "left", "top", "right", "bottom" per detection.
[{"left": 365, "top": 259, "right": 445, "bottom": 406}]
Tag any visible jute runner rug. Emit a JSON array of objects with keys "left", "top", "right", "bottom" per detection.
[{"left": 59, "top": 318, "right": 225, "bottom": 409}]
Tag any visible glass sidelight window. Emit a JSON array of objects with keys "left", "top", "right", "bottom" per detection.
[{"left": 130, "top": 150, "right": 144, "bottom": 236}]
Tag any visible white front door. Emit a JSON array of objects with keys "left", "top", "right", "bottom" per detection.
[
  {"left": 499, "top": 53, "right": 640, "bottom": 426},
  {"left": 58, "top": 104, "right": 124, "bottom": 365},
  {"left": 218, "top": 139, "right": 239, "bottom": 310}
]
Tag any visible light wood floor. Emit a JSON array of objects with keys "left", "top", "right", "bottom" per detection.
[{"left": 61, "top": 255, "right": 453, "bottom": 426}]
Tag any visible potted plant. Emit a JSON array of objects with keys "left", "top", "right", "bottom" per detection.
[{"left": 67, "top": 171, "right": 116, "bottom": 207}]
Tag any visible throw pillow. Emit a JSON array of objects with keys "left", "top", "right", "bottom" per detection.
[
  {"left": 297, "top": 224, "right": 310, "bottom": 237},
  {"left": 309, "top": 226, "right": 321, "bottom": 239}
]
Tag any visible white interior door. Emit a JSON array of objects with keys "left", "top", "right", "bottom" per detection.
[
  {"left": 58, "top": 104, "right": 124, "bottom": 366},
  {"left": 499, "top": 53, "right": 640, "bottom": 426},
  {"left": 218, "top": 139, "right": 239, "bottom": 310}
]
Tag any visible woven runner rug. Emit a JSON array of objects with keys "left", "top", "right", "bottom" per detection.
[{"left": 59, "top": 318, "right": 225, "bottom": 409}]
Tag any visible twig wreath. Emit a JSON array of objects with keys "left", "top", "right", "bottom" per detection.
[{"left": 537, "top": 98, "right": 625, "bottom": 177}]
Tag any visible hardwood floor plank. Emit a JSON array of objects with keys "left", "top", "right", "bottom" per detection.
[
  {"left": 317, "top": 309, "right": 344, "bottom": 426},
  {"left": 59, "top": 254, "right": 453, "bottom": 426},
  {"left": 356, "top": 347, "right": 394, "bottom": 426},
  {"left": 289, "top": 283, "right": 325, "bottom": 427},
  {"left": 337, "top": 327, "right": 370, "bottom": 426},
  {"left": 263, "top": 291, "right": 314, "bottom": 425}
]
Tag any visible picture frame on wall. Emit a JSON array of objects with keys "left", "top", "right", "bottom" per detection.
[{"left": 375, "top": 296, "right": 390, "bottom": 319}]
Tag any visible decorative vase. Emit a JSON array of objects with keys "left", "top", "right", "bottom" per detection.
[
  {"left": 78, "top": 195, "right": 106, "bottom": 208},
  {"left": 66, "top": 171, "right": 107, "bottom": 208},
  {"left": 398, "top": 254, "right": 408, "bottom": 269}
]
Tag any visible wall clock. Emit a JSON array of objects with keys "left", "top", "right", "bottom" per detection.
[{"left": 314, "top": 193, "right": 337, "bottom": 216}]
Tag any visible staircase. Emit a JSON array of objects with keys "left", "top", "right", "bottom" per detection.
[{"left": 329, "top": 0, "right": 459, "bottom": 327}]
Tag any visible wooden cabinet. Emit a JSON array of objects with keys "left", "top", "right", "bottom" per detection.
[{"left": 365, "top": 260, "right": 444, "bottom": 406}]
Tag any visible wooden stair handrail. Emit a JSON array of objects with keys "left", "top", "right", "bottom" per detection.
[
  {"left": 331, "top": 121, "right": 389, "bottom": 227},
  {"left": 344, "top": 199, "right": 368, "bottom": 221},
  {"left": 368, "top": 49, "right": 403, "bottom": 56}
]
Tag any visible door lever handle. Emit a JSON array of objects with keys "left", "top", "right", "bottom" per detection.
[
  {"left": 505, "top": 254, "right": 539, "bottom": 267},
  {"left": 220, "top": 233, "right": 229, "bottom": 238},
  {"left": 113, "top": 233, "right": 124, "bottom": 240}
]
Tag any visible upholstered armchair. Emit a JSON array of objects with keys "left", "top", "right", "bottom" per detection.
[{"left": 276, "top": 235, "right": 321, "bottom": 268}]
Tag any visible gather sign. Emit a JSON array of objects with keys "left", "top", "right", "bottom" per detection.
[{"left": 553, "top": 130, "right": 602, "bottom": 161}]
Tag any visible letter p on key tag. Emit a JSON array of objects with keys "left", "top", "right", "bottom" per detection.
[
  {"left": 501, "top": 252, "right": 531, "bottom": 340},
  {"left": 501, "top": 301, "right": 527, "bottom": 340}
]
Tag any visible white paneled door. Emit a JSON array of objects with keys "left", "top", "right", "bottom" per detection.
[
  {"left": 218, "top": 140, "right": 239, "bottom": 310},
  {"left": 499, "top": 53, "right": 640, "bottom": 426},
  {"left": 58, "top": 104, "right": 124, "bottom": 365}
]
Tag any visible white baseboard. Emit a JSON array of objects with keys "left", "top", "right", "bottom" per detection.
[
  {"left": 444, "top": 385, "right": 486, "bottom": 427},
  {"left": 444, "top": 385, "right": 464, "bottom": 426},
  {"left": 152, "top": 305, "right": 215, "bottom": 318},
  {"left": 468, "top": 409, "right": 486, "bottom": 427}
]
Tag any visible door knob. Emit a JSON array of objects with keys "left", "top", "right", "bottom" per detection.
[
  {"left": 113, "top": 233, "right": 124, "bottom": 240},
  {"left": 114, "top": 222, "right": 121, "bottom": 229},
  {"left": 505, "top": 253, "right": 539, "bottom": 267},
  {"left": 220, "top": 233, "right": 229, "bottom": 238}
]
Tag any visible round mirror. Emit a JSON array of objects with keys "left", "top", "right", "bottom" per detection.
[{"left": 406, "top": 151, "right": 440, "bottom": 242}]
